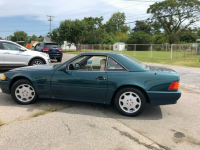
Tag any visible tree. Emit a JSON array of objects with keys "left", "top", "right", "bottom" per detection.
[
  {"left": 0, "top": 37, "right": 2, "bottom": 40},
  {"left": 58, "top": 17, "right": 104, "bottom": 51},
  {"left": 127, "top": 31, "right": 152, "bottom": 44},
  {"left": 153, "top": 34, "right": 167, "bottom": 44},
  {"left": 180, "top": 31, "right": 197, "bottom": 43},
  {"left": 82, "top": 17, "right": 104, "bottom": 44},
  {"left": 11, "top": 31, "right": 28, "bottom": 45},
  {"left": 58, "top": 19, "right": 88, "bottom": 51},
  {"left": 51, "top": 29, "right": 63, "bottom": 45},
  {"left": 106, "top": 12, "right": 130, "bottom": 34},
  {"left": 147, "top": 0, "right": 200, "bottom": 44},
  {"left": 133, "top": 20, "right": 151, "bottom": 34},
  {"left": 28, "top": 35, "right": 38, "bottom": 43},
  {"left": 115, "top": 31, "right": 129, "bottom": 43}
]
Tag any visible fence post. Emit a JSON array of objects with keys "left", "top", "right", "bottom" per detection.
[
  {"left": 134, "top": 44, "right": 136, "bottom": 56},
  {"left": 151, "top": 44, "right": 152, "bottom": 58},
  {"left": 92, "top": 44, "right": 93, "bottom": 52},
  {"left": 171, "top": 44, "right": 173, "bottom": 60},
  {"left": 84, "top": 45, "right": 85, "bottom": 52},
  {"left": 196, "top": 45, "right": 198, "bottom": 54}
]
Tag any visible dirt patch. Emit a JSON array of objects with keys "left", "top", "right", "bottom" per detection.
[{"left": 171, "top": 129, "right": 200, "bottom": 146}]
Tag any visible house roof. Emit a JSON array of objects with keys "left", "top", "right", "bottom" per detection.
[{"left": 43, "top": 36, "right": 52, "bottom": 43}]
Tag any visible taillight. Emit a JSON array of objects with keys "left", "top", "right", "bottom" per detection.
[
  {"left": 42, "top": 48, "right": 49, "bottom": 51},
  {"left": 168, "top": 81, "right": 179, "bottom": 90},
  {"left": 58, "top": 48, "right": 63, "bottom": 51}
]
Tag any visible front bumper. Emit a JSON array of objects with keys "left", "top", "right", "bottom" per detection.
[
  {"left": 147, "top": 90, "right": 181, "bottom": 106},
  {"left": 0, "top": 80, "right": 10, "bottom": 94}
]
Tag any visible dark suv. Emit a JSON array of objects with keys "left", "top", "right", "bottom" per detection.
[{"left": 33, "top": 42, "right": 63, "bottom": 62}]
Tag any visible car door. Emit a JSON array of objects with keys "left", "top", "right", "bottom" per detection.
[
  {"left": 2, "top": 42, "right": 28, "bottom": 66},
  {"left": 0, "top": 42, "right": 4, "bottom": 66},
  {"left": 51, "top": 55, "right": 108, "bottom": 102}
]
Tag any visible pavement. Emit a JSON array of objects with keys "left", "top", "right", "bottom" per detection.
[{"left": 0, "top": 53, "right": 200, "bottom": 150}]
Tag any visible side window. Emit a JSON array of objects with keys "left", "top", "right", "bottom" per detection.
[
  {"left": 35, "top": 43, "right": 41, "bottom": 50},
  {"left": 107, "top": 57, "right": 125, "bottom": 71},
  {"left": 68, "top": 55, "right": 107, "bottom": 71},
  {"left": 2, "top": 42, "right": 21, "bottom": 51}
]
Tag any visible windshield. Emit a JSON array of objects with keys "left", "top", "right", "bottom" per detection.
[
  {"left": 45, "top": 43, "right": 61, "bottom": 49},
  {"left": 122, "top": 54, "right": 148, "bottom": 69}
]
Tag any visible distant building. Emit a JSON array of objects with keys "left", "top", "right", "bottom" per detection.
[
  {"left": 43, "top": 36, "right": 52, "bottom": 43},
  {"left": 31, "top": 41, "right": 38, "bottom": 48},
  {"left": 62, "top": 41, "right": 76, "bottom": 50},
  {"left": 113, "top": 42, "right": 126, "bottom": 51}
]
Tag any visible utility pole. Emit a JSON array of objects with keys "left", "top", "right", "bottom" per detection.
[{"left": 47, "top": 15, "right": 54, "bottom": 40}]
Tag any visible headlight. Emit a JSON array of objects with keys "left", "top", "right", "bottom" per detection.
[{"left": 0, "top": 74, "right": 6, "bottom": 81}]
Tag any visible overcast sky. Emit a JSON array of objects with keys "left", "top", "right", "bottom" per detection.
[{"left": 0, "top": 0, "right": 162, "bottom": 38}]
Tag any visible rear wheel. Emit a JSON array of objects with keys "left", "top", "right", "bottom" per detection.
[
  {"left": 56, "top": 57, "right": 62, "bottom": 62},
  {"left": 114, "top": 87, "right": 146, "bottom": 116},
  {"left": 30, "top": 59, "right": 44, "bottom": 66},
  {"left": 11, "top": 79, "right": 37, "bottom": 104}
]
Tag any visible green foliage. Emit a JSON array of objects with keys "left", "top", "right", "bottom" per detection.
[
  {"left": 115, "top": 31, "right": 129, "bottom": 43},
  {"left": 51, "top": 28, "right": 63, "bottom": 45},
  {"left": 105, "top": 12, "right": 130, "bottom": 34},
  {"left": 153, "top": 34, "right": 167, "bottom": 44},
  {"left": 127, "top": 31, "right": 152, "bottom": 44},
  {"left": 133, "top": 20, "right": 151, "bottom": 34},
  {"left": 11, "top": 31, "right": 28, "bottom": 45},
  {"left": 57, "top": 17, "right": 103, "bottom": 51},
  {"left": 28, "top": 35, "right": 37, "bottom": 43},
  {"left": 147, "top": 0, "right": 200, "bottom": 44},
  {"left": 180, "top": 31, "right": 197, "bottom": 43},
  {"left": 37, "top": 36, "right": 44, "bottom": 42},
  {"left": 59, "top": 19, "right": 89, "bottom": 51},
  {"left": 0, "top": 37, "right": 2, "bottom": 40}
]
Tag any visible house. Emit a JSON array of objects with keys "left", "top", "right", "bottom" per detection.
[
  {"left": 113, "top": 42, "right": 126, "bottom": 51},
  {"left": 61, "top": 41, "right": 76, "bottom": 50},
  {"left": 43, "top": 36, "right": 52, "bottom": 43},
  {"left": 30, "top": 41, "right": 38, "bottom": 48}
]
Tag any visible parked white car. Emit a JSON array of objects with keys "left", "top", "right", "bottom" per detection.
[{"left": 0, "top": 40, "right": 50, "bottom": 67}]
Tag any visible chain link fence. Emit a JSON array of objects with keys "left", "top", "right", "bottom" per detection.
[{"left": 63, "top": 43, "right": 199, "bottom": 60}]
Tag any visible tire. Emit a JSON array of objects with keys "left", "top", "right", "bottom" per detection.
[
  {"left": 11, "top": 79, "right": 37, "bottom": 105},
  {"left": 30, "top": 59, "right": 44, "bottom": 66},
  {"left": 56, "top": 57, "right": 62, "bottom": 62},
  {"left": 114, "top": 87, "right": 146, "bottom": 117}
]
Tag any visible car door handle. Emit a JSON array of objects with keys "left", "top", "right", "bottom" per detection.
[
  {"left": 4, "top": 52, "right": 10, "bottom": 54},
  {"left": 95, "top": 76, "right": 107, "bottom": 80}
]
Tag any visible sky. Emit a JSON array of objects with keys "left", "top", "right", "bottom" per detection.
[{"left": 0, "top": 0, "right": 162, "bottom": 39}]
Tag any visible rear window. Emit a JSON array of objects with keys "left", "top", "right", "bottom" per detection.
[{"left": 45, "top": 43, "right": 60, "bottom": 48}]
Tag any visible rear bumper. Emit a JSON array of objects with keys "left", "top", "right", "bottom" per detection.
[
  {"left": 43, "top": 52, "right": 63, "bottom": 59},
  {"left": 147, "top": 90, "right": 181, "bottom": 106},
  {"left": 0, "top": 80, "right": 10, "bottom": 94}
]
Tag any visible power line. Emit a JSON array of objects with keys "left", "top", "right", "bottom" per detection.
[{"left": 47, "top": 15, "right": 55, "bottom": 39}]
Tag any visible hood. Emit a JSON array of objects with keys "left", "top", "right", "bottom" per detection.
[
  {"left": 148, "top": 65, "right": 177, "bottom": 73},
  {"left": 25, "top": 50, "right": 49, "bottom": 57},
  {"left": 9, "top": 65, "right": 55, "bottom": 72}
]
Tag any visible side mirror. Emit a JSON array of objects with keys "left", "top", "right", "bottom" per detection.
[
  {"left": 64, "top": 65, "right": 72, "bottom": 75},
  {"left": 19, "top": 47, "right": 27, "bottom": 51}
]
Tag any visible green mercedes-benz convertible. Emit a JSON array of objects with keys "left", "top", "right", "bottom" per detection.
[{"left": 0, "top": 52, "right": 181, "bottom": 116}]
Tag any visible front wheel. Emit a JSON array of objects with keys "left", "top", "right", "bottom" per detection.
[
  {"left": 30, "top": 59, "right": 44, "bottom": 66},
  {"left": 11, "top": 79, "right": 37, "bottom": 104},
  {"left": 114, "top": 87, "right": 146, "bottom": 117}
]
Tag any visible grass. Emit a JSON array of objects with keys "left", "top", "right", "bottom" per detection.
[
  {"left": 31, "top": 106, "right": 72, "bottom": 118},
  {"left": 63, "top": 49, "right": 200, "bottom": 68}
]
